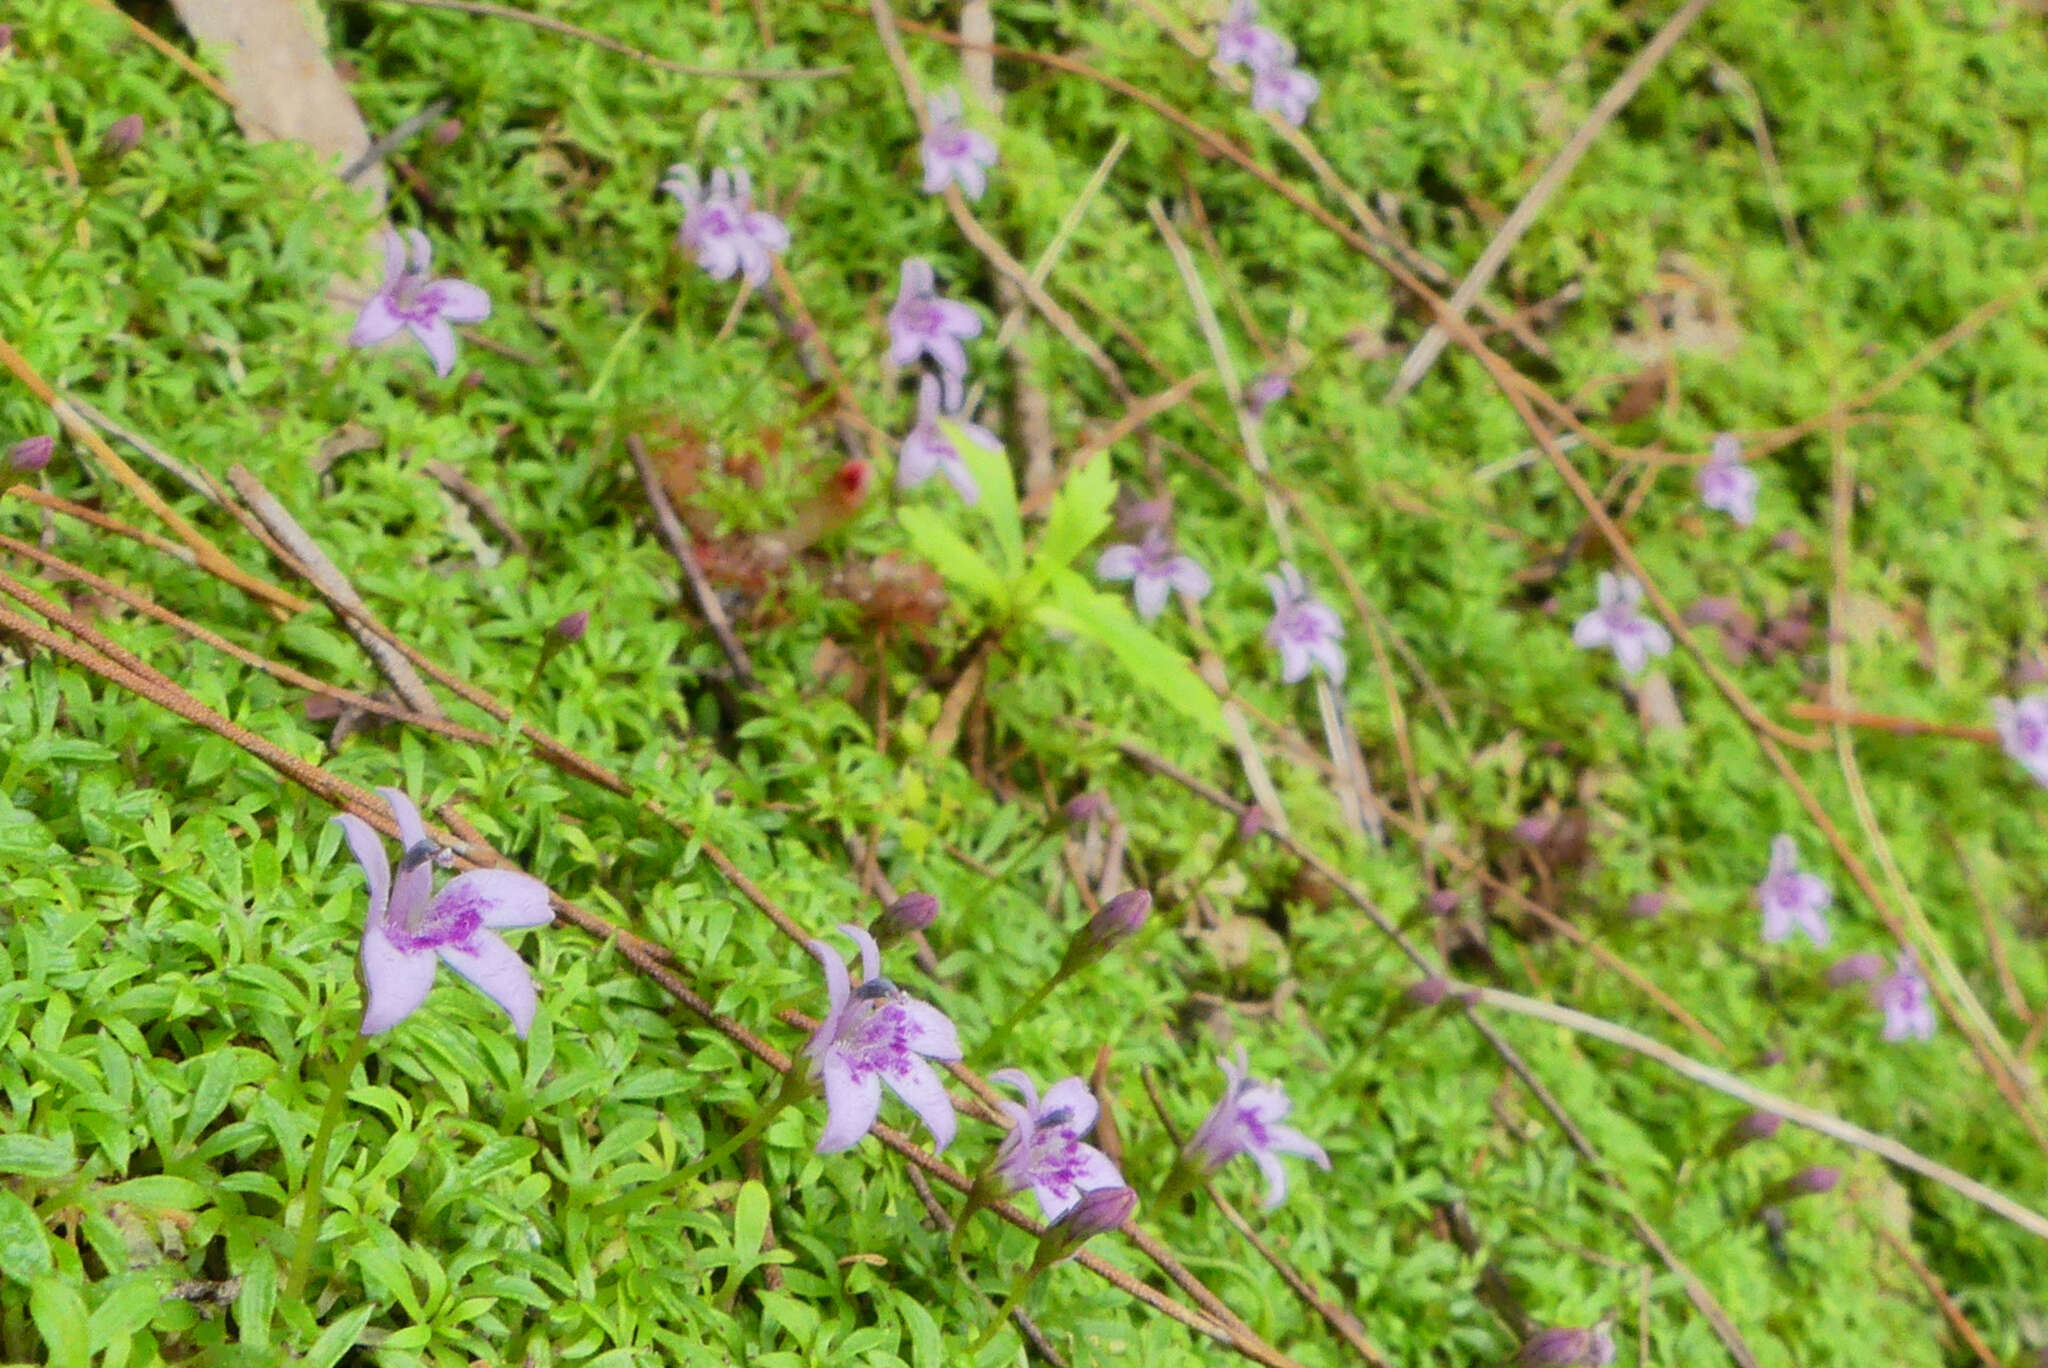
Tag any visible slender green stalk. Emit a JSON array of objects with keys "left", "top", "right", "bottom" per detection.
[
  {"left": 1151, "top": 1154, "right": 1206, "bottom": 1212},
  {"left": 977, "top": 973, "right": 1065, "bottom": 1063},
  {"left": 595, "top": 1070, "right": 807, "bottom": 1218},
  {"left": 283, "top": 1029, "right": 370, "bottom": 1303},
  {"left": 967, "top": 1267, "right": 1040, "bottom": 1356}
]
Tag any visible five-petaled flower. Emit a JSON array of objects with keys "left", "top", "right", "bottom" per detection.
[
  {"left": 1756, "top": 833, "right": 1831, "bottom": 947},
  {"left": 1251, "top": 62, "right": 1321, "bottom": 126},
  {"left": 986, "top": 1070, "right": 1125, "bottom": 1219},
  {"left": 1571, "top": 572, "right": 1672, "bottom": 675},
  {"left": 334, "top": 787, "right": 553, "bottom": 1037},
  {"left": 349, "top": 229, "right": 492, "bottom": 379},
  {"left": 921, "top": 89, "right": 999, "bottom": 201},
  {"left": 804, "top": 923, "right": 962, "bottom": 1153},
  {"left": 1874, "top": 952, "right": 1935, "bottom": 1041},
  {"left": 1215, "top": 0, "right": 1291, "bottom": 70},
  {"left": 1993, "top": 692, "right": 2048, "bottom": 788},
  {"left": 888, "top": 258, "right": 983, "bottom": 405},
  {"left": 1697, "top": 433, "right": 1760, "bottom": 527},
  {"left": 898, "top": 373, "right": 997, "bottom": 504},
  {"left": 1183, "top": 1045, "right": 1330, "bottom": 1208},
  {"left": 1265, "top": 561, "right": 1346, "bottom": 684},
  {"left": 661, "top": 164, "right": 791, "bottom": 288},
  {"left": 1097, "top": 531, "right": 1212, "bottom": 622}
]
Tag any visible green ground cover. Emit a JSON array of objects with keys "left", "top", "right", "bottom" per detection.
[{"left": 4, "top": 0, "right": 2048, "bottom": 1363}]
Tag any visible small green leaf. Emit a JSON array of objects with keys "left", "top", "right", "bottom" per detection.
[
  {"left": 30, "top": 1276, "right": 89, "bottom": 1368},
  {"left": 943, "top": 419, "right": 1023, "bottom": 573},
  {"left": 0, "top": 1190, "right": 52, "bottom": 1283},
  {"left": 1036, "top": 573, "right": 1229, "bottom": 740},
  {"left": 0, "top": 1134, "right": 74, "bottom": 1179},
  {"left": 733, "top": 1180, "right": 770, "bottom": 1261},
  {"left": 898, "top": 505, "right": 1006, "bottom": 607},
  {"left": 300, "top": 1303, "right": 377, "bottom": 1368}
]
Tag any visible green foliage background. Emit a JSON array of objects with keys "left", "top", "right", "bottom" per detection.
[{"left": 3, "top": 0, "right": 2047, "bottom": 1363}]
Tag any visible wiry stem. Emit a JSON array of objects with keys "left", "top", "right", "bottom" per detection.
[{"left": 283, "top": 1030, "right": 370, "bottom": 1303}]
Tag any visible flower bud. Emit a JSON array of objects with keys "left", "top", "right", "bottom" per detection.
[
  {"left": 1426, "top": 888, "right": 1460, "bottom": 916},
  {"left": 882, "top": 890, "right": 938, "bottom": 936},
  {"left": 1404, "top": 976, "right": 1449, "bottom": 1008},
  {"left": 1057, "top": 889, "right": 1152, "bottom": 979},
  {"left": 8, "top": 435, "right": 54, "bottom": 473},
  {"left": 1517, "top": 1326, "right": 1614, "bottom": 1367},
  {"left": 1031, "top": 1184, "right": 1135, "bottom": 1269},
  {"left": 1769, "top": 1165, "right": 1840, "bottom": 1204},
  {"left": 1063, "top": 792, "right": 1110, "bottom": 825},
  {"left": 1244, "top": 371, "right": 1292, "bottom": 418},
  {"left": 1234, "top": 805, "right": 1267, "bottom": 843},
  {"left": 1627, "top": 891, "right": 1666, "bottom": 919},
  {"left": 552, "top": 609, "right": 590, "bottom": 644},
  {"left": 1512, "top": 815, "right": 1554, "bottom": 845},
  {"left": 100, "top": 114, "right": 145, "bottom": 159},
  {"left": 1713, "top": 1110, "right": 1781, "bottom": 1157},
  {"left": 430, "top": 117, "right": 465, "bottom": 146},
  {"left": 1825, "top": 952, "right": 1884, "bottom": 988}
]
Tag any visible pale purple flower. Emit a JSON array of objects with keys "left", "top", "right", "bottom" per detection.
[
  {"left": 986, "top": 1070, "right": 1124, "bottom": 1219},
  {"left": 348, "top": 229, "right": 492, "bottom": 378},
  {"left": 1215, "top": 0, "right": 1292, "bottom": 70},
  {"left": 1570, "top": 571, "right": 1672, "bottom": 675},
  {"left": 1993, "top": 692, "right": 2048, "bottom": 788},
  {"left": 660, "top": 164, "right": 790, "bottom": 288},
  {"left": 1251, "top": 63, "right": 1320, "bottom": 126},
  {"left": 1244, "top": 371, "right": 1292, "bottom": 418},
  {"left": 8, "top": 436, "right": 54, "bottom": 472},
  {"left": 1697, "top": 433, "right": 1760, "bottom": 526},
  {"left": 1874, "top": 953, "right": 1935, "bottom": 1042},
  {"left": 920, "top": 89, "right": 999, "bottom": 201},
  {"left": 803, "top": 923, "right": 962, "bottom": 1154},
  {"left": 897, "top": 373, "right": 997, "bottom": 505},
  {"left": 888, "top": 258, "right": 982, "bottom": 400},
  {"left": 333, "top": 788, "right": 553, "bottom": 1038},
  {"left": 1264, "top": 561, "right": 1345, "bottom": 684},
  {"left": 1184, "top": 1046, "right": 1329, "bottom": 1208},
  {"left": 1756, "top": 833, "right": 1831, "bottom": 947},
  {"left": 1096, "top": 531, "right": 1212, "bottom": 622}
]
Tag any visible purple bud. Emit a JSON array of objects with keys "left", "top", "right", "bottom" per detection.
[
  {"left": 1235, "top": 806, "right": 1267, "bottom": 843},
  {"left": 0, "top": 25, "right": 14, "bottom": 53},
  {"left": 430, "top": 117, "right": 464, "bottom": 146},
  {"left": 1063, "top": 792, "right": 1110, "bottom": 825},
  {"left": 1517, "top": 1326, "right": 1614, "bottom": 1368},
  {"left": 1714, "top": 1109, "right": 1782, "bottom": 1157},
  {"left": 1825, "top": 952, "right": 1885, "bottom": 988},
  {"left": 1244, "top": 371, "right": 1292, "bottom": 418},
  {"left": 100, "top": 114, "right": 145, "bottom": 158},
  {"left": 1032, "top": 1184, "right": 1135, "bottom": 1267},
  {"left": 1086, "top": 889, "right": 1151, "bottom": 950},
  {"left": 552, "top": 609, "right": 590, "bottom": 644},
  {"left": 1779, "top": 1165, "right": 1840, "bottom": 1200},
  {"left": 1627, "top": 891, "right": 1666, "bottom": 919},
  {"left": 1512, "top": 815, "right": 1554, "bottom": 845},
  {"left": 1426, "top": 888, "right": 1460, "bottom": 916},
  {"left": 1404, "top": 976, "right": 1449, "bottom": 1008},
  {"left": 883, "top": 891, "right": 939, "bottom": 936},
  {"left": 1115, "top": 495, "right": 1172, "bottom": 534},
  {"left": 8, "top": 436, "right": 54, "bottom": 472}
]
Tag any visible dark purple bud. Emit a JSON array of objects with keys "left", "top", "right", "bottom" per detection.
[
  {"left": 1714, "top": 1110, "right": 1781, "bottom": 1157},
  {"left": 429, "top": 117, "right": 465, "bottom": 146},
  {"left": 1773, "top": 1165, "right": 1840, "bottom": 1202},
  {"left": 1627, "top": 891, "right": 1666, "bottom": 919},
  {"left": 1826, "top": 952, "right": 1885, "bottom": 988},
  {"left": 1404, "top": 976, "right": 1449, "bottom": 1008},
  {"left": 1032, "top": 1184, "right": 1135, "bottom": 1267},
  {"left": 1063, "top": 792, "right": 1110, "bottom": 825},
  {"left": 883, "top": 891, "right": 939, "bottom": 936},
  {"left": 1517, "top": 1328, "right": 1599, "bottom": 1368},
  {"left": 1512, "top": 815, "right": 1554, "bottom": 845},
  {"left": 1426, "top": 888, "right": 1460, "bottom": 916},
  {"left": 1235, "top": 806, "right": 1267, "bottom": 842},
  {"left": 552, "top": 609, "right": 590, "bottom": 644},
  {"left": 1244, "top": 371, "right": 1292, "bottom": 418},
  {"left": 100, "top": 114, "right": 145, "bottom": 158},
  {"left": 8, "top": 435, "right": 54, "bottom": 472},
  {"left": 1086, "top": 889, "right": 1151, "bottom": 950}
]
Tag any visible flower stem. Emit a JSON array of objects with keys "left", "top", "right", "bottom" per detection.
[
  {"left": 977, "top": 973, "right": 1065, "bottom": 1063},
  {"left": 595, "top": 1070, "right": 807, "bottom": 1219},
  {"left": 1152, "top": 1154, "right": 1205, "bottom": 1211},
  {"left": 283, "top": 1029, "right": 370, "bottom": 1303},
  {"left": 967, "top": 1267, "right": 1040, "bottom": 1356}
]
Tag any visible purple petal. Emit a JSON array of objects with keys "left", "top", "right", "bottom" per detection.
[
  {"left": 378, "top": 228, "right": 406, "bottom": 285},
  {"left": 426, "top": 278, "right": 491, "bottom": 325},
  {"left": 897, "top": 427, "right": 944, "bottom": 489},
  {"left": 1767, "top": 834, "right": 1798, "bottom": 880},
  {"left": 989, "top": 1068, "right": 1040, "bottom": 1122},
  {"left": 349, "top": 294, "right": 405, "bottom": 347},
  {"left": 804, "top": 938, "right": 852, "bottom": 1044},
  {"left": 836, "top": 922, "right": 882, "bottom": 983},
  {"left": 1277, "top": 639, "right": 1312, "bottom": 684},
  {"left": 1760, "top": 903, "right": 1793, "bottom": 944},
  {"left": 896, "top": 998, "right": 962, "bottom": 1060},
  {"left": 899, "top": 257, "right": 934, "bottom": 301},
  {"left": 1250, "top": 1146, "right": 1291, "bottom": 1208},
  {"left": 408, "top": 317, "right": 460, "bottom": 378},
  {"left": 932, "top": 298, "right": 983, "bottom": 340},
  {"left": 359, "top": 921, "right": 436, "bottom": 1035},
  {"left": 884, "top": 1056, "right": 957, "bottom": 1151},
  {"left": 1267, "top": 1124, "right": 1330, "bottom": 1168},
  {"left": 1571, "top": 612, "right": 1613, "bottom": 650},
  {"left": 743, "top": 211, "right": 790, "bottom": 252},
  {"left": 1040, "top": 1077, "right": 1099, "bottom": 1136},
  {"left": 920, "top": 147, "right": 953, "bottom": 196},
  {"left": 437, "top": 932, "right": 540, "bottom": 1037},
  {"left": 1309, "top": 635, "right": 1348, "bottom": 683},
  {"left": 432, "top": 869, "right": 553, "bottom": 931},
  {"left": 1133, "top": 572, "right": 1171, "bottom": 622},
  {"left": 939, "top": 456, "right": 981, "bottom": 506},
  {"left": 954, "top": 157, "right": 989, "bottom": 201},
  {"left": 696, "top": 236, "right": 742, "bottom": 281},
  {"left": 403, "top": 228, "right": 433, "bottom": 273},
  {"left": 377, "top": 788, "right": 434, "bottom": 923},
  {"left": 1167, "top": 557, "right": 1212, "bottom": 599},
  {"left": 332, "top": 814, "right": 390, "bottom": 923},
  {"left": 816, "top": 1055, "right": 882, "bottom": 1153},
  {"left": 1612, "top": 633, "right": 1649, "bottom": 675},
  {"left": 1097, "top": 544, "right": 1142, "bottom": 581},
  {"left": 926, "top": 334, "right": 970, "bottom": 380},
  {"left": 734, "top": 238, "right": 772, "bottom": 288}
]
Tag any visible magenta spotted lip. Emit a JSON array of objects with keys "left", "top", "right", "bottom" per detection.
[{"left": 803, "top": 923, "right": 961, "bottom": 1154}]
